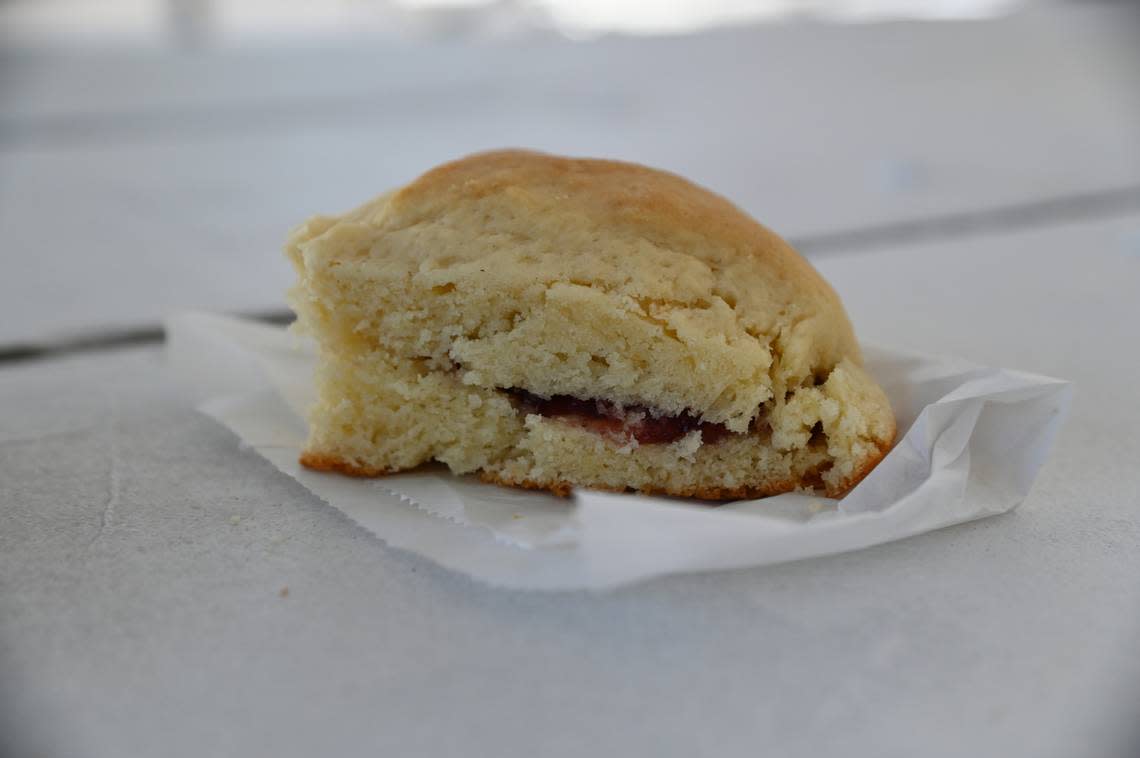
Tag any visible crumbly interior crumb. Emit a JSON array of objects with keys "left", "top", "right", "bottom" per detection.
[{"left": 298, "top": 338, "right": 888, "bottom": 497}]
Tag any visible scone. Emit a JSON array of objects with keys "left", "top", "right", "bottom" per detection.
[{"left": 285, "top": 150, "right": 895, "bottom": 499}]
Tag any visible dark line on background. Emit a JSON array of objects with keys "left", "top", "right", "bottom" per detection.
[
  {"left": 791, "top": 184, "right": 1140, "bottom": 255},
  {"left": 0, "top": 309, "right": 294, "bottom": 365},
  {"left": 2, "top": 184, "right": 1139, "bottom": 366}
]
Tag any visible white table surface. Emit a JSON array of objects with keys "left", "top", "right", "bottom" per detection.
[
  {"left": 3, "top": 3, "right": 1139, "bottom": 345},
  {"left": 3, "top": 210, "right": 1139, "bottom": 758}
]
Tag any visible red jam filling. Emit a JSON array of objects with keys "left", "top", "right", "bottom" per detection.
[{"left": 507, "top": 390, "right": 732, "bottom": 445}]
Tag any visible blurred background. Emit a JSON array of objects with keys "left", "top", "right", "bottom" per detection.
[{"left": 1, "top": 0, "right": 1138, "bottom": 351}]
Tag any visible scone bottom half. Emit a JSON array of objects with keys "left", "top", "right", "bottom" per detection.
[{"left": 286, "top": 150, "right": 896, "bottom": 501}]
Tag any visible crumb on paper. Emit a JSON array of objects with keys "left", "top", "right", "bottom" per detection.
[
  {"left": 230, "top": 515, "right": 241, "bottom": 525},
  {"left": 512, "top": 514, "right": 522, "bottom": 520},
  {"left": 279, "top": 586, "right": 289, "bottom": 598}
]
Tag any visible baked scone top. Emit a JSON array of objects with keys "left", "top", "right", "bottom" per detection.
[{"left": 287, "top": 150, "right": 883, "bottom": 439}]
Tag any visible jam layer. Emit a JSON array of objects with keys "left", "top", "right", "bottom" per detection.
[{"left": 507, "top": 389, "right": 731, "bottom": 445}]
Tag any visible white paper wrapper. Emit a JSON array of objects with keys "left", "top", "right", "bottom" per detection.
[{"left": 166, "top": 312, "right": 1072, "bottom": 590}]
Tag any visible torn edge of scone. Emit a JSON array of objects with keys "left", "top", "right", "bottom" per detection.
[{"left": 285, "top": 149, "right": 896, "bottom": 501}]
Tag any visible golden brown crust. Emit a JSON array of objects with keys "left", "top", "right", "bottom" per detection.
[
  {"left": 632, "top": 480, "right": 798, "bottom": 502},
  {"left": 389, "top": 149, "right": 836, "bottom": 304},
  {"left": 477, "top": 469, "right": 780, "bottom": 501},
  {"left": 397, "top": 149, "right": 765, "bottom": 246},
  {"left": 476, "top": 470, "right": 573, "bottom": 498},
  {"left": 298, "top": 451, "right": 397, "bottom": 478}
]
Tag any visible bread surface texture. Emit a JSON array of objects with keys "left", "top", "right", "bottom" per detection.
[{"left": 286, "top": 149, "right": 895, "bottom": 499}]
